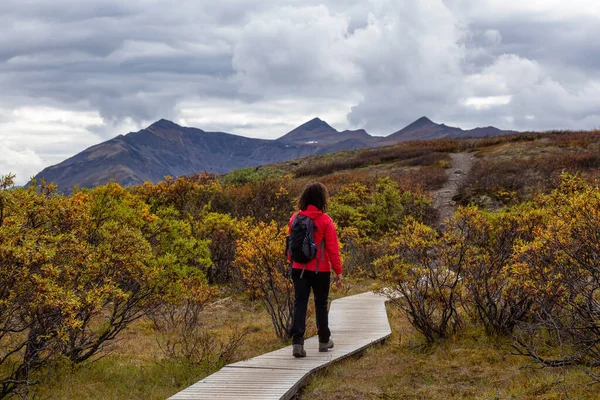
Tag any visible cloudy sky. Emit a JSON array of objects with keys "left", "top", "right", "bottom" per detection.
[{"left": 1, "top": 0, "right": 600, "bottom": 184}]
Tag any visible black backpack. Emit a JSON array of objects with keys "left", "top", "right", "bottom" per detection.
[{"left": 286, "top": 214, "right": 325, "bottom": 278}]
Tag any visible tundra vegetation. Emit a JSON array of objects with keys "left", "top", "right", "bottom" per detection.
[{"left": 1, "top": 130, "right": 600, "bottom": 399}]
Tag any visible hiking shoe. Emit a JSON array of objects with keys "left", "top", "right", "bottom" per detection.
[
  {"left": 319, "top": 339, "right": 334, "bottom": 352},
  {"left": 293, "top": 344, "right": 306, "bottom": 358}
]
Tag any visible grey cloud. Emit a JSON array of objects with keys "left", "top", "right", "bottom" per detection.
[
  {"left": 3, "top": 0, "right": 598, "bottom": 131},
  {"left": 0, "top": 0, "right": 249, "bottom": 125},
  {"left": 472, "top": 18, "right": 600, "bottom": 74},
  {"left": 2, "top": 0, "right": 600, "bottom": 183}
]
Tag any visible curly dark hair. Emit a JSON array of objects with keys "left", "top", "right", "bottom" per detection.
[{"left": 297, "top": 182, "right": 329, "bottom": 211}]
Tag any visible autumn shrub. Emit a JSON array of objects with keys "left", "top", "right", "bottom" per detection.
[
  {"left": 391, "top": 166, "right": 448, "bottom": 192},
  {"left": 327, "top": 178, "right": 436, "bottom": 279},
  {"left": 0, "top": 178, "right": 212, "bottom": 398},
  {"left": 225, "top": 177, "right": 296, "bottom": 224},
  {"left": 52, "top": 184, "right": 211, "bottom": 362},
  {"left": 233, "top": 220, "right": 293, "bottom": 340},
  {"left": 319, "top": 170, "right": 380, "bottom": 194},
  {"left": 460, "top": 136, "right": 600, "bottom": 206},
  {"left": 330, "top": 178, "right": 434, "bottom": 236},
  {"left": 328, "top": 183, "right": 372, "bottom": 228},
  {"left": 221, "top": 167, "right": 282, "bottom": 186},
  {"left": 351, "top": 139, "right": 460, "bottom": 166},
  {"left": 470, "top": 132, "right": 546, "bottom": 149},
  {"left": 459, "top": 158, "right": 551, "bottom": 206},
  {"left": 317, "top": 161, "right": 446, "bottom": 196},
  {"left": 366, "top": 178, "right": 416, "bottom": 235},
  {"left": 372, "top": 203, "right": 545, "bottom": 342},
  {"left": 367, "top": 177, "right": 436, "bottom": 232},
  {"left": 338, "top": 227, "right": 397, "bottom": 278},
  {"left": 453, "top": 205, "right": 544, "bottom": 336},
  {"left": 511, "top": 174, "right": 600, "bottom": 371},
  {"left": 294, "top": 156, "right": 366, "bottom": 177},
  {"left": 376, "top": 219, "right": 464, "bottom": 343},
  {"left": 193, "top": 212, "right": 244, "bottom": 284},
  {"left": 0, "top": 175, "right": 63, "bottom": 398},
  {"left": 551, "top": 130, "right": 600, "bottom": 149},
  {"left": 133, "top": 173, "right": 228, "bottom": 218}
]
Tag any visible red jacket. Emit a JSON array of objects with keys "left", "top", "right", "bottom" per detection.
[{"left": 288, "top": 205, "right": 343, "bottom": 275}]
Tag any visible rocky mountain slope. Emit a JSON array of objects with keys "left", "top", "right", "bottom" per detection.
[
  {"left": 31, "top": 116, "right": 514, "bottom": 192},
  {"left": 33, "top": 119, "right": 321, "bottom": 192}
]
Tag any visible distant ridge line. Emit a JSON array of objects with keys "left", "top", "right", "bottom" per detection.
[{"left": 30, "top": 116, "right": 515, "bottom": 192}]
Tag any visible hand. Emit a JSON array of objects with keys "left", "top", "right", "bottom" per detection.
[{"left": 335, "top": 273, "right": 343, "bottom": 288}]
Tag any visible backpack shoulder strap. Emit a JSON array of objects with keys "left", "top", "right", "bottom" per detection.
[{"left": 315, "top": 239, "right": 325, "bottom": 274}]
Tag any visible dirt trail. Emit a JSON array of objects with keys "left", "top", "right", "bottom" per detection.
[{"left": 432, "top": 152, "right": 475, "bottom": 228}]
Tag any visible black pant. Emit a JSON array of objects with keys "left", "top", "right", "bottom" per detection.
[{"left": 290, "top": 269, "right": 331, "bottom": 345}]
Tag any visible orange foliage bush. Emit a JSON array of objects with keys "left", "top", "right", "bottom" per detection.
[
  {"left": 377, "top": 203, "right": 545, "bottom": 340},
  {"left": 511, "top": 174, "right": 600, "bottom": 370},
  {"left": 224, "top": 177, "right": 297, "bottom": 225},
  {"left": 132, "top": 173, "right": 229, "bottom": 216},
  {"left": 233, "top": 220, "right": 293, "bottom": 339},
  {"left": 376, "top": 219, "right": 463, "bottom": 343}
]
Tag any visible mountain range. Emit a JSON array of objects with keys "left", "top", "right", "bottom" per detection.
[{"left": 32, "top": 116, "right": 516, "bottom": 192}]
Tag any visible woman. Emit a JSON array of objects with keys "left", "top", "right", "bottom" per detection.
[{"left": 288, "top": 182, "right": 343, "bottom": 358}]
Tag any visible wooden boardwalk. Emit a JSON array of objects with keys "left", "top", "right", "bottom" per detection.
[{"left": 169, "top": 291, "right": 391, "bottom": 400}]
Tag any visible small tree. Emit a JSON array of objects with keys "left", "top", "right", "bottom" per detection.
[
  {"left": 457, "top": 205, "right": 541, "bottom": 336},
  {"left": 377, "top": 218, "right": 464, "bottom": 343},
  {"left": 234, "top": 220, "right": 293, "bottom": 339},
  {"left": 0, "top": 176, "right": 64, "bottom": 398},
  {"left": 226, "top": 178, "right": 296, "bottom": 224}
]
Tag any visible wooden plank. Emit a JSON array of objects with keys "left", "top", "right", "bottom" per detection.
[{"left": 168, "top": 291, "right": 391, "bottom": 400}]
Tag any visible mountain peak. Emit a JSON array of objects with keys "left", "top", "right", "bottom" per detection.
[
  {"left": 294, "top": 117, "right": 336, "bottom": 133},
  {"left": 277, "top": 117, "right": 338, "bottom": 142},
  {"left": 30, "top": 114, "right": 516, "bottom": 194},
  {"left": 387, "top": 116, "right": 439, "bottom": 137},
  {"left": 410, "top": 116, "right": 435, "bottom": 127},
  {"left": 148, "top": 119, "right": 181, "bottom": 130}
]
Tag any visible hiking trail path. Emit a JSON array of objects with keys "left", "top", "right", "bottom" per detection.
[
  {"left": 168, "top": 291, "right": 391, "bottom": 400},
  {"left": 432, "top": 152, "right": 475, "bottom": 227}
]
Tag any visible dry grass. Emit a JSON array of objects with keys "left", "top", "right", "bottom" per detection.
[
  {"left": 31, "top": 295, "right": 282, "bottom": 400},
  {"left": 459, "top": 132, "right": 600, "bottom": 206},
  {"left": 28, "top": 283, "right": 368, "bottom": 400},
  {"left": 25, "top": 284, "right": 600, "bottom": 399},
  {"left": 289, "top": 139, "right": 461, "bottom": 179},
  {"left": 259, "top": 130, "right": 600, "bottom": 207},
  {"left": 300, "top": 306, "right": 599, "bottom": 400}
]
